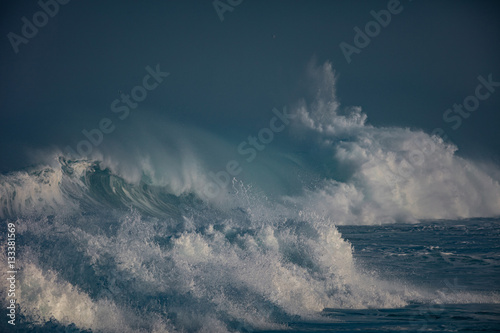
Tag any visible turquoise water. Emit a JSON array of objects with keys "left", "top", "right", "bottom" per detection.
[
  {"left": 1, "top": 99, "right": 500, "bottom": 332},
  {"left": 1, "top": 168, "right": 499, "bottom": 333},
  {"left": 0, "top": 158, "right": 499, "bottom": 332}
]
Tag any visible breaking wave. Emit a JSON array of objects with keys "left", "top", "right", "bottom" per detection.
[{"left": 1, "top": 61, "right": 500, "bottom": 332}]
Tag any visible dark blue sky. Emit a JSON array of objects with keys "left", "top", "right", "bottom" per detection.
[{"left": 1, "top": 0, "right": 499, "bottom": 172}]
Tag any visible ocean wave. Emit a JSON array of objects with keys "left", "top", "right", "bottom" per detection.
[{"left": 2, "top": 62, "right": 500, "bottom": 224}]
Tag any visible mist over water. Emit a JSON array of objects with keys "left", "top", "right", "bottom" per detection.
[
  {"left": 1, "top": 62, "right": 500, "bottom": 332},
  {"left": 3, "top": 62, "right": 500, "bottom": 222}
]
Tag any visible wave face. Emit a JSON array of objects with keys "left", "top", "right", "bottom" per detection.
[
  {"left": 1, "top": 62, "right": 500, "bottom": 332},
  {"left": 2, "top": 63, "right": 499, "bottom": 224}
]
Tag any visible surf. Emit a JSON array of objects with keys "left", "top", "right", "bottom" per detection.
[{"left": 1, "top": 61, "right": 500, "bottom": 332}]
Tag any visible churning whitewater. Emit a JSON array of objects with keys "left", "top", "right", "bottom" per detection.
[{"left": 1, "top": 63, "right": 500, "bottom": 332}]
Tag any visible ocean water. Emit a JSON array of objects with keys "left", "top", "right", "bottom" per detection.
[
  {"left": 1, "top": 63, "right": 500, "bottom": 332},
  {"left": 1, "top": 162, "right": 499, "bottom": 332}
]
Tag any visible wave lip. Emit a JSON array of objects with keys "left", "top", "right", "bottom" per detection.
[
  {"left": 0, "top": 157, "right": 183, "bottom": 219},
  {"left": 2, "top": 63, "right": 500, "bottom": 226},
  {"left": 2, "top": 62, "right": 500, "bottom": 332}
]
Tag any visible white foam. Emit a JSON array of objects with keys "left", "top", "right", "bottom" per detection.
[
  {"left": 7, "top": 259, "right": 170, "bottom": 333},
  {"left": 3, "top": 60, "right": 500, "bottom": 332},
  {"left": 0, "top": 166, "right": 75, "bottom": 219},
  {"left": 287, "top": 61, "right": 500, "bottom": 224}
]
